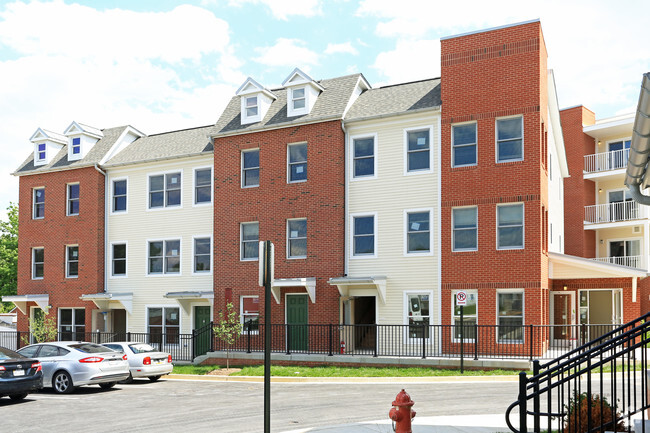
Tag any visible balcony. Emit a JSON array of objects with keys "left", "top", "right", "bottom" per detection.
[
  {"left": 584, "top": 201, "right": 644, "bottom": 224},
  {"left": 584, "top": 148, "right": 629, "bottom": 174},
  {"left": 591, "top": 255, "right": 643, "bottom": 269}
]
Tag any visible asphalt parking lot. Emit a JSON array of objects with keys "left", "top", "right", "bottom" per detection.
[{"left": 1, "top": 376, "right": 519, "bottom": 432}]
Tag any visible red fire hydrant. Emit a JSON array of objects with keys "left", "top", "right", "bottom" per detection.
[
  {"left": 340, "top": 340, "right": 346, "bottom": 354},
  {"left": 389, "top": 389, "right": 416, "bottom": 433}
]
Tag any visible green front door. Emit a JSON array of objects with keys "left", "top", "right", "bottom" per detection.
[
  {"left": 286, "top": 295, "right": 308, "bottom": 352},
  {"left": 194, "top": 306, "right": 211, "bottom": 357}
]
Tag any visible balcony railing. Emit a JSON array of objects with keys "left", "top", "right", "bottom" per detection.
[
  {"left": 584, "top": 148, "right": 629, "bottom": 173},
  {"left": 592, "top": 255, "right": 643, "bottom": 269},
  {"left": 584, "top": 200, "right": 642, "bottom": 223}
]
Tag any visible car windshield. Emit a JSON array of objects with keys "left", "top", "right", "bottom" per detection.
[
  {"left": 0, "top": 346, "right": 24, "bottom": 359},
  {"left": 128, "top": 343, "right": 157, "bottom": 354},
  {"left": 68, "top": 343, "right": 113, "bottom": 353}
]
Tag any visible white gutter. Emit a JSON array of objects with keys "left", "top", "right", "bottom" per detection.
[{"left": 94, "top": 164, "right": 108, "bottom": 293}]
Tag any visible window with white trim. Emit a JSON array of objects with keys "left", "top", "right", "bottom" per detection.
[
  {"left": 112, "top": 179, "right": 127, "bottom": 212},
  {"left": 407, "top": 293, "right": 430, "bottom": 339},
  {"left": 71, "top": 137, "right": 81, "bottom": 155},
  {"left": 406, "top": 129, "right": 430, "bottom": 172},
  {"left": 453, "top": 291, "right": 477, "bottom": 340},
  {"left": 112, "top": 243, "right": 126, "bottom": 277},
  {"left": 148, "top": 307, "right": 180, "bottom": 345},
  {"left": 497, "top": 116, "right": 523, "bottom": 162},
  {"left": 497, "top": 291, "right": 524, "bottom": 342},
  {"left": 353, "top": 137, "right": 375, "bottom": 178},
  {"left": 66, "top": 245, "right": 79, "bottom": 278},
  {"left": 67, "top": 183, "right": 79, "bottom": 216},
  {"left": 240, "top": 296, "right": 260, "bottom": 333},
  {"left": 287, "top": 219, "right": 307, "bottom": 258},
  {"left": 149, "top": 173, "right": 181, "bottom": 208},
  {"left": 291, "top": 87, "right": 306, "bottom": 110},
  {"left": 32, "top": 247, "right": 44, "bottom": 279},
  {"left": 452, "top": 207, "right": 478, "bottom": 251},
  {"left": 36, "top": 143, "right": 46, "bottom": 162},
  {"left": 353, "top": 215, "right": 375, "bottom": 256},
  {"left": 288, "top": 143, "right": 307, "bottom": 182},
  {"left": 497, "top": 203, "right": 524, "bottom": 249},
  {"left": 148, "top": 240, "right": 180, "bottom": 274},
  {"left": 195, "top": 168, "right": 212, "bottom": 204},
  {"left": 33, "top": 188, "right": 44, "bottom": 219},
  {"left": 194, "top": 237, "right": 211, "bottom": 273},
  {"left": 59, "top": 308, "right": 85, "bottom": 340},
  {"left": 242, "top": 149, "right": 260, "bottom": 188},
  {"left": 241, "top": 222, "right": 259, "bottom": 260},
  {"left": 245, "top": 96, "right": 258, "bottom": 118},
  {"left": 452, "top": 122, "right": 477, "bottom": 167},
  {"left": 406, "top": 211, "right": 430, "bottom": 253}
]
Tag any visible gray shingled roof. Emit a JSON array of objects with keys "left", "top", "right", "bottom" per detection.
[
  {"left": 14, "top": 126, "right": 130, "bottom": 175},
  {"left": 211, "top": 73, "right": 365, "bottom": 136},
  {"left": 104, "top": 125, "right": 213, "bottom": 167},
  {"left": 344, "top": 78, "right": 441, "bottom": 121}
]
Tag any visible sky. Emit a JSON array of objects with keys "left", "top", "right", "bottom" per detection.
[{"left": 0, "top": 0, "right": 648, "bottom": 221}]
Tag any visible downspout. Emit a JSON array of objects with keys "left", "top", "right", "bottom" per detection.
[
  {"left": 341, "top": 120, "right": 349, "bottom": 278},
  {"left": 94, "top": 164, "right": 108, "bottom": 293},
  {"left": 625, "top": 73, "right": 650, "bottom": 204}
]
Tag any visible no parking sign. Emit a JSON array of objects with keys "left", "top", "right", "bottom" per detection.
[{"left": 456, "top": 291, "right": 467, "bottom": 306}]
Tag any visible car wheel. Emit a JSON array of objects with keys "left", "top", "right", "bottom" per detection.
[
  {"left": 120, "top": 372, "right": 134, "bottom": 384},
  {"left": 99, "top": 382, "right": 116, "bottom": 390},
  {"left": 9, "top": 393, "right": 28, "bottom": 401},
  {"left": 148, "top": 375, "right": 161, "bottom": 382},
  {"left": 53, "top": 371, "right": 74, "bottom": 394}
]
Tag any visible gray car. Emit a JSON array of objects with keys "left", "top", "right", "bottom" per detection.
[
  {"left": 17, "top": 342, "right": 130, "bottom": 394},
  {"left": 102, "top": 342, "right": 173, "bottom": 382}
]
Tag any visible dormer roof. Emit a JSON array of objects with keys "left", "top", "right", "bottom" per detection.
[
  {"left": 30, "top": 128, "right": 66, "bottom": 145},
  {"left": 235, "top": 77, "right": 277, "bottom": 100},
  {"left": 64, "top": 121, "right": 104, "bottom": 139},
  {"left": 282, "top": 68, "right": 325, "bottom": 91}
]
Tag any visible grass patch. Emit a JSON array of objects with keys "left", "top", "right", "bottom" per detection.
[{"left": 173, "top": 364, "right": 526, "bottom": 377}]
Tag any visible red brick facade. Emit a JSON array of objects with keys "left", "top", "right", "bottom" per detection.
[
  {"left": 212, "top": 121, "right": 345, "bottom": 326},
  {"left": 16, "top": 166, "right": 105, "bottom": 332}
]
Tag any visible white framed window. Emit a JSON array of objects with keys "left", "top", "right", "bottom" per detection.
[
  {"left": 452, "top": 122, "right": 477, "bottom": 167},
  {"left": 240, "top": 296, "right": 260, "bottom": 334},
  {"left": 112, "top": 178, "right": 127, "bottom": 213},
  {"left": 111, "top": 243, "right": 127, "bottom": 277},
  {"left": 33, "top": 187, "right": 45, "bottom": 219},
  {"left": 288, "top": 142, "right": 307, "bottom": 183},
  {"left": 351, "top": 213, "right": 377, "bottom": 258},
  {"left": 71, "top": 137, "right": 81, "bottom": 155},
  {"left": 452, "top": 206, "right": 478, "bottom": 251},
  {"left": 147, "top": 306, "right": 180, "bottom": 345},
  {"left": 59, "top": 308, "right": 85, "bottom": 340},
  {"left": 497, "top": 203, "right": 524, "bottom": 249},
  {"left": 287, "top": 218, "right": 307, "bottom": 259},
  {"left": 194, "top": 167, "right": 212, "bottom": 205},
  {"left": 404, "top": 126, "right": 432, "bottom": 173},
  {"left": 242, "top": 149, "right": 260, "bottom": 188},
  {"left": 245, "top": 96, "right": 258, "bottom": 118},
  {"left": 67, "top": 183, "right": 79, "bottom": 216},
  {"left": 148, "top": 240, "right": 180, "bottom": 275},
  {"left": 405, "top": 209, "right": 432, "bottom": 255},
  {"left": 66, "top": 245, "right": 79, "bottom": 278},
  {"left": 32, "top": 247, "right": 44, "bottom": 279},
  {"left": 351, "top": 134, "right": 377, "bottom": 179},
  {"left": 452, "top": 290, "right": 477, "bottom": 342},
  {"left": 36, "top": 143, "right": 46, "bottom": 162},
  {"left": 496, "top": 116, "right": 523, "bottom": 162},
  {"left": 292, "top": 87, "right": 306, "bottom": 110},
  {"left": 149, "top": 172, "right": 181, "bottom": 209},
  {"left": 193, "top": 236, "right": 212, "bottom": 273},
  {"left": 405, "top": 292, "right": 432, "bottom": 341},
  {"left": 497, "top": 290, "right": 524, "bottom": 343},
  {"left": 241, "top": 222, "right": 259, "bottom": 261}
]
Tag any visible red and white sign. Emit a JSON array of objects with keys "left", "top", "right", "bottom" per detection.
[{"left": 456, "top": 291, "right": 467, "bottom": 306}]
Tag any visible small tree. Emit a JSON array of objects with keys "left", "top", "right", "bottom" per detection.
[
  {"left": 564, "top": 392, "right": 626, "bottom": 432},
  {"left": 212, "top": 302, "right": 243, "bottom": 369},
  {"left": 22, "top": 313, "right": 58, "bottom": 345}
]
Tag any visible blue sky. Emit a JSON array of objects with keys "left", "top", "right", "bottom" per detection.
[{"left": 0, "top": 0, "right": 648, "bottom": 220}]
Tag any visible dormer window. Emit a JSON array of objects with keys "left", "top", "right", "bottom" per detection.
[
  {"left": 236, "top": 77, "right": 277, "bottom": 126},
  {"left": 64, "top": 121, "right": 103, "bottom": 161},
  {"left": 37, "top": 143, "right": 46, "bottom": 162},
  {"left": 71, "top": 137, "right": 81, "bottom": 155},
  {"left": 246, "top": 96, "right": 258, "bottom": 118},
  {"left": 282, "top": 68, "right": 324, "bottom": 118},
  {"left": 292, "top": 88, "right": 306, "bottom": 110},
  {"left": 30, "top": 128, "right": 66, "bottom": 166}
]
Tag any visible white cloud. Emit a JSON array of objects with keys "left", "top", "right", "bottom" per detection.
[
  {"left": 227, "top": 0, "right": 322, "bottom": 20},
  {"left": 253, "top": 38, "right": 319, "bottom": 69},
  {"left": 325, "top": 42, "right": 358, "bottom": 56},
  {"left": 372, "top": 39, "right": 440, "bottom": 86}
]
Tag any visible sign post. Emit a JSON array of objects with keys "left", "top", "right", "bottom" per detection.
[
  {"left": 259, "top": 241, "right": 274, "bottom": 433},
  {"left": 456, "top": 291, "right": 467, "bottom": 374}
]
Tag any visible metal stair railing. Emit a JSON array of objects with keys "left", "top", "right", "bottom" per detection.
[{"left": 506, "top": 312, "right": 650, "bottom": 433}]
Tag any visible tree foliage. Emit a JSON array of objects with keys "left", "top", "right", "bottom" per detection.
[
  {"left": 213, "top": 302, "right": 243, "bottom": 369},
  {"left": 0, "top": 203, "right": 18, "bottom": 313},
  {"left": 22, "top": 313, "right": 58, "bottom": 344}
]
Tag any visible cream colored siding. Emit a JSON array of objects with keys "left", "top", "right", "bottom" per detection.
[
  {"left": 547, "top": 111, "right": 565, "bottom": 254},
  {"left": 346, "top": 112, "right": 440, "bottom": 326},
  {"left": 106, "top": 155, "right": 213, "bottom": 333}
]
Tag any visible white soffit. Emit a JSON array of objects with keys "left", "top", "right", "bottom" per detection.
[
  {"left": 327, "top": 276, "right": 387, "bottom": 305},
  {"left": 1, "top": 294, "right": 50, "bottom": 315},
  {"left": 272, "top": 277, "right": 317, "bottom": 304},
  {"left": 80, "top": 292, "right": 133, "bottom": 314}
]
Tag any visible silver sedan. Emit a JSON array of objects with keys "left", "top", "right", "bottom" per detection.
[
  {"left": 101, "top": 342, "right": 173, "bottom": 382},
  {"left": 17, "top": 341, "right": 130, "bottom": 394}
]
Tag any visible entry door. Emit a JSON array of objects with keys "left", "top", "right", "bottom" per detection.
[
  {"left": 551, "top": 292, "right": 575, "bottom": 341},
  {"left": 579, "top": 290, "right": 619, "bottom": 340},
  {"left": 194, "top": 306, "right": 211, "bottom": 357},
  {"left": 608, "top": 239, "right": 640, "bottom": 268},
  {"left": 112, "top": 310, "right": 127, "bottom": 340},
  {"left": 608, "top": 140, "right": 631, "bottom": 169},
  {"left": 608, "top": 190, "right": 635, "bottom": 221},
  {"left": 286, "top": 295, "right": 308, "bottom": 352}
]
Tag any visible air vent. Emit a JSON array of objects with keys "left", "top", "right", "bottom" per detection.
[{"left": 633, "top": 226, "right": 641, "bottom": 233}]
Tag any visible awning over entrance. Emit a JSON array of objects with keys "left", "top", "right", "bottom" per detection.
[
  {"left": 80, "top": 292, "right": 133, "bottom": 314},
  {"left": 271, "top": 277, "right": 316, "bottom": 304},
  {"left": 327, "top": 276, "right": 387, "bottom": 305},
  {"left": 549, "top": 252, "right": 647, "bottom": 301},
  {"left": 164, "top": 291, "right": 214, "bottom": 314},
  {"left": 2, "top": 294, "right": 50, "bottom": 314}
]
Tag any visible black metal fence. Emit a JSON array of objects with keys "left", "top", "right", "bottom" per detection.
[{"left": 506, "top": 313, "right": 650, "bottom": 432}]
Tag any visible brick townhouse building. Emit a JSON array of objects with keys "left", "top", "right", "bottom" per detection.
[{"left": 4, "top": 20, "right": 648, "bottom": 358}]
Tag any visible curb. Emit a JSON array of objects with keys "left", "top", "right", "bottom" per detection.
[{"left": 166, "top": 373, "right": 520, "bottom": 383}]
